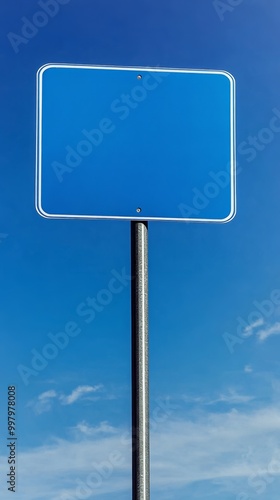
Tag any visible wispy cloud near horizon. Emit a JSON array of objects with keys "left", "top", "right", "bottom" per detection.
[
  {"left": 207, "top": 388, "right": 255, "bottom": 405},
  {"left": 60, "top": 385, "right": 103, "bottom": 405},
  {"left": 257, "top": 322, "right": 280, "bottom": 342},
  {"left": 28, "top": 384, "right": 104, "bottom": 414},
  {"left": 5, "top": 403, "right": 280, "bottom": 499},
  {"left": 73, "top": 420, "right": 118, "bottom": 437},
  {"left": 182, "top": 388, "right": 254, "bottom": 407},
  {"left": 28, "top": 389, "right": 58, "bottom": 415},
  {"left": 243, "top": 318, "right": 265, "bottom": 337}
]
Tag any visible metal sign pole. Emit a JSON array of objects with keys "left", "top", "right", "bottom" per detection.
[{"left": 131, "top": 221, "right": 150, "bottom": 500}]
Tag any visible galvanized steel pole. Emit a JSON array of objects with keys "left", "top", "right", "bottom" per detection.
[{"left": 131, "top": 221, "right": 150, "bottom": 500}]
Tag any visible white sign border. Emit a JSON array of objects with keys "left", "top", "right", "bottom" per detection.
[{"left": 36, "top": 63, "right": 236, "bottom": 223}]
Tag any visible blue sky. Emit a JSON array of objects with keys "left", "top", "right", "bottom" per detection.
[{"left": 1, "top": 0, "right": 280, "bottom": 498}]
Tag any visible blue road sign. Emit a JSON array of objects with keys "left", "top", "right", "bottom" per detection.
[{"left": 36, "top": 64, "right": 236, "bottom": 222}]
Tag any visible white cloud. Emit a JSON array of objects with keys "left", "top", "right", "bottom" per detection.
[
  {"left": 39, "top": 390, "right": 57, "bottom": 400},
  {"left": 257, "top": 322, "right": 280, "bottom": 342},
  {"left": 151, "top": 407, "right": 280, "bottom": 483},
  {"left": 208, "top": 389, "right": 254, "bottom": 405},
  {"left": 2, "top": 425, "right": 130, "bottom": 500},
  {"left": 73, "top": 421, "right": 118, "bottom": 436},
  {"left": 4, "top": 405, "right": 280, "bottom": 499},
  {"left": 60, "top": 385, "right": 103, "bottom": 405},
  {"left": 182, "top": 389, "right": 254, "bottom": 406},
  {"left": 243, "top": 318, "right": 264, "bottom": 337},
  {"left": 29, "top": 385, "right": 104, "bottom": 414},
  {"left": 244, "top": 365, "right": 253, "bottom": 373},
  {"left": 181, "top": 395, "right": 204, "bottom": 404},
  {"left": 237, "top": 319, "right": 280, "bottom": 343},
  {"left": 28, "top": 390, "right": 58, "bottom": 415}
]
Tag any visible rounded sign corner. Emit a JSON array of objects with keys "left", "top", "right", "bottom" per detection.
[
  {"left": 37, "top": 63, "right": 54, "bottom": 78},
  {"left": 218, "top": 69, "right": 236, "bottom": 87},
  {"left": 220, "top": 204, "right": 237, "bottom": 224},
  {"left": 37, "top": 63, "right": 63, "bottom": 81},
  {"left": 35, "top": 200, "right": 53, "bottom": 220}
]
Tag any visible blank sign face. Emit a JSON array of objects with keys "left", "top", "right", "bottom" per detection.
[{"left": 36, "top": 64, "right": 236, "bottom": 222}]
